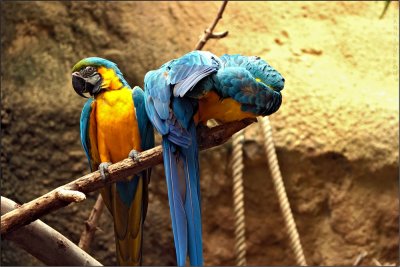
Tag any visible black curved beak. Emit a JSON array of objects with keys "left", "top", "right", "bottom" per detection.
[
  {"left": 72, "top": 72, "right": 103, "bottom": 98},
  {"left": 72, "top": 72, "right": 88, "bottom": 98}
]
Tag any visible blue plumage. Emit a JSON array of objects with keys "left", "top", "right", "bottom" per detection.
[
  {"left": 214, "top": 66, "right": 282, "bottom": 115},
  {"left": 133, "top": 86, "right": 155, "bottom": 151},
  {"left": 162, "top": 138, "right": 189, "bottom": 266},
  {"left": 80, "top": 97, "right": 94, "bottom": 171},
  {"left": 144, "top": 50, "right": 284, "bottom": 266},
  {"left": 220, "top": 54, "right": 284, "bottom": 91},
  {"left": 144, "top": 52, "right": 209, "bottom": 265}
]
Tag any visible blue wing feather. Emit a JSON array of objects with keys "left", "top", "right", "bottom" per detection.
[
  {"left": 168, "top": 51, "right": 213, "bottom": 83},
  {"left": 144, "top": 70, "right": 171, "bottom": 120},
  {"left": 80, "top": 98, "right": 94, "bottom": 171},
  {"left": 170, "top": 51, "right": 221, "bottom": 97},
  {"left": 144, "top": 94, "right": 169, "bottom": 135},
  {"left": 133, "top": 86, "right": 155, "bottom": 151},
  {"left": 173, "top": 67, "right": 216, "bottom": 97}
]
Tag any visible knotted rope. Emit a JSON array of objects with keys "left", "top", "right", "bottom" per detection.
[
  {"left": 231, "top": 130, "right": 247, "bottom": 266},
  {"left": 259, "top": 116, "right": 307, "bottom": 266}
]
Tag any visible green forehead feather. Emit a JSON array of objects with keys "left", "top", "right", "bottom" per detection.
[
  {"left": 71, "top": 57, "right": 119, "bottom": 72},
  {"left": 71, "top": 57, "right": 130, "bottom": 88}
]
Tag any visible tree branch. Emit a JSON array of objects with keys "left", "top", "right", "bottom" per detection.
[
  {"left": 1, "top": 196, "right": 102, "bottom": 266},
  {"left": 194, "top": 0, "right": 229, "bottom": 50},
  {"left": 1, "top": 119, "right": 255, "bottom": 238},
  {"left": 78, "top": 194, "right": 105, "bottom": 252}
]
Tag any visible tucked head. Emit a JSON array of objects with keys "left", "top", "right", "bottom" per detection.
[
  {"left": 71, "top": 57, "right": 129, "bottom": 98},
  {"left": 221, "top": 54, "right": 285, "bottom": 92}
]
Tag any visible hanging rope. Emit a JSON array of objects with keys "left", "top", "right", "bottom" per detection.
[
  {"left": 259, "top": 116, "right": 307, "bottom": 266},
  {"left": 231, "top": 130, "right": 247, "bottom": 266}
]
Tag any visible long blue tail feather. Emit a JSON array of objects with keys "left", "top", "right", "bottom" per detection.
[
  {"left": 181, "top": 122, "right": 203, "bottom": 266},
  {"left": 162, "top": 138, "right": 188, "bottom": 266},
  {"left": 162, "top": 122, "right": 203, "bottom": 266}
]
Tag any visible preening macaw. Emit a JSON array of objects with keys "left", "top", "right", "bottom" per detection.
[
  {"left": 144, "top": 50, "right": 284, "bottom": 266},
  {"left": 71, "top": 57, "right": 154, "bottom": 266}
]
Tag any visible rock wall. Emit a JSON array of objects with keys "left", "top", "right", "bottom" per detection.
[{"left": 1, "top": 1, "right": 398, "bottom": 266}]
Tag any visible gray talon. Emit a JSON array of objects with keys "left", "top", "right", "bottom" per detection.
[
  {"left": 99, "top": 162, "right": 112, "bottom": 181},
  {"left": 129, "top": 149, "right": 140, "bottom": 162}
]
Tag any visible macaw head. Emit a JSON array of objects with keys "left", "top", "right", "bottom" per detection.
[
  {"left": 221, "top": 54, "right": 285, "bottom": 92},
  {"left": 71, "top": 57, "right": 130, "bottom": 98},
  {"left": 212, "top": 54, "right": 284, "bottom": 118}
]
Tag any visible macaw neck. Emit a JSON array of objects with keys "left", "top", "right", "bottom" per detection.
[
  {"left": 97, "top": 66, "right": 130, "bottom": 91},
  {"left": 94, "top": 86, "right": 131, "bottom": 99}
]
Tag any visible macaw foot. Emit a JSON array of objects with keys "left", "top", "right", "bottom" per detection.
[
  {"left": 99, "top": 162, "right": 112, "bottom": 181},
  {"left": 128, "top": 149, "right": 140, "bottom": 162}
]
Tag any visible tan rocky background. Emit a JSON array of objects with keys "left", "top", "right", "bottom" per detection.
[{"left": 1, "top": 1, "right": 399, "bottom": 266}]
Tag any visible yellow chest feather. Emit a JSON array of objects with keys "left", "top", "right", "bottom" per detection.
[
  {"left": 94, "top": 88, "right": 141, "bottom": 163},
  {"left": 195, "top": 91, "right": 256, "bottom": 124}
]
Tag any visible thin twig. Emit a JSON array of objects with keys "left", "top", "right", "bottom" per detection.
[
  {"left": 353, "top": 251, "right": 368, "bottom": 266},
  {"left": 78, "top": 194, "right": 105, "bottom": 252},
  {"left": 194, "top": 0, "right": 229, "bottom": 50},
  {"left": 379, "top": 1, "right": 391, "bottom": 19},
  {"left": 1, "top": 196, "right": 102, "bottom": 266},
  {"left": 1, "top": 118, "right": 256, "bottom": 238},
  {"left": 372, "top": 258, "right": 382, "bottom": 266}
]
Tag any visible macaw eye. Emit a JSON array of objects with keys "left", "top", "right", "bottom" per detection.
[{"left": 80, "top": 66, "right": 97, "bottom": 78}]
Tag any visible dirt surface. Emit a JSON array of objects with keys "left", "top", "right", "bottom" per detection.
[{"left": 1, "top": 1, "right": 399, "bottom": 266}]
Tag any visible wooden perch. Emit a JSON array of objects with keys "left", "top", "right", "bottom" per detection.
[
  {"left": 1, "top": 196, "right": 102, "bottom": 266},
  {"left": 194, "top": 0, "right": 229, "bottom": 50},
  {"left": 1, "top": 119, "right": 255, "bottom": 238}
]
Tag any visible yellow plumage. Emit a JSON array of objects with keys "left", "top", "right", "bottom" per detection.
[
  {"left": 95, "top": 87, "right": 142, "bottom": 162},
  {"left": 89, "top": 83, "right": 145, "bottom": 265},
  {"left": 195, "top": 91, "right": 257, "bottom": 124}
]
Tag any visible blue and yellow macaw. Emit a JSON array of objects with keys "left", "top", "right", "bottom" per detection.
[
  {"left": 71, "top": 57, "right": 154, "bottom": 266},
  {"left": 144, "top": 50, "right": 284, "bottom": 266}
]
